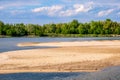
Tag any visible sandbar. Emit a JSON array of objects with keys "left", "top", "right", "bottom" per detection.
[{"left": 0, "top": 40, "right": 120, "bottom": 74}]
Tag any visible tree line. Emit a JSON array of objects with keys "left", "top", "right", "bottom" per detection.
[{"left": 0, "top": 19, "right": 120, "bottom": 37}]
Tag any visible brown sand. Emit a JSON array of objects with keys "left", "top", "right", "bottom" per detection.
[
  {"left": 0, "top": 40, "right": 120, "bottom": 74},
  {"left": 18, "top": 40, "right": 120, "bottom": 47}
]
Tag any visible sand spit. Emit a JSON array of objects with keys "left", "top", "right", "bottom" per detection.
[
  {"left": 18, "top": 40, "right": 120, "bottom": 47},
  {"left": 0, "top": 40, "right": 120, "bottom": 74}
]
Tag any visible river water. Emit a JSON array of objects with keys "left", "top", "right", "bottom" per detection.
[
  {"left": 0, "top": 37, "right": 120, "bottom": 53},
  {"left": 0, "top": 37, "right": 120, "bottom": 80}
]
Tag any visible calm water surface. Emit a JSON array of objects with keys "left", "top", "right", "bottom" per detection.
[
  {"left": 0, "top": 72, "right": 86, "bottom": 80},
  {"left": 0, "top": 37, "right": 120, "bottom": 53}
]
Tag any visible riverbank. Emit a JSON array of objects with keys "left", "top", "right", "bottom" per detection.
[
  {"left": 1, "top": 34, "right": 120, "bottom": 38},
  {"left": 0, "top": 40, "right": 120, "bottom": 74}
]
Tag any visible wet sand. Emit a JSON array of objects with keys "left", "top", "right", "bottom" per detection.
[{"left": 0, "top": 40, "right": 120, "bottom": 74}]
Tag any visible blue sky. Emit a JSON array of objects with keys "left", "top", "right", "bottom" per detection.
[{"left": 0, "top": 0, "right": 120, "bottom": 24}]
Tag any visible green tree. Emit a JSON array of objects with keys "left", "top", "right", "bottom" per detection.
[
  {"left": 78, "top": 24, "right": 86, "bottom": 34},
  {"left": 55, "top": 23, "right": 62, "bottom": 34},
  {"left": 68, "top": 19, "right": 79, "bottom": 34},
  {"left": 103, "top": 19, "right": 112, "bottom": 34},
  {"left": 0, "top": 21, "right": 4, "bottom": 35},
  {"left": 61, "top": 23, "right": 69, "bottom": 34}
]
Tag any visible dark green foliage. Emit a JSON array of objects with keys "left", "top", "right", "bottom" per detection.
[
  {"left": 0, "top": 19, "right": 120, "bottom": 37},
  {"left": 0, "top": 21, "right": 4, "bottom": 35}
]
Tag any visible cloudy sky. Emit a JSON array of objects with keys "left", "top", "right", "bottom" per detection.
[{"left": 0, "top": 0, "right": 120, "bottom": 24}]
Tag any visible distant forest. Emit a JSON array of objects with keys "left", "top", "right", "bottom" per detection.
[{"left": 0, "top": 19, "right": 120, "bottom": 37}]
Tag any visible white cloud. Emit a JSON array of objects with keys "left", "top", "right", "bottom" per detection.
[
  {"left": 74, "top": 2, "right": 93, "bottom": 13},
  {"left": 32, "top": 2, "right": 94, "bottom": 17},
  {"left": 0, "top": 6, "right": 4, "bottom": 10},
  {"left": 74, "top": 4, "right": 85, "bottom": 12},
  {"left": 118, "top": 12, "right": 120, "bottom": 15},
  {"left": 59, "top": 10, "right": 74, "bottom": 17},
  {"left": 59, "top": 2, "right": 94, "bottom": 17},
  {"left": 32, "top": 5, "right": 63, "bottom": 16},
  {"left": 98, "top": 9, "right": 114, "bottom": 17}
]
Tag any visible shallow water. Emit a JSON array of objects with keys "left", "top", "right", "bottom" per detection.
[
  {"left": 63, "top": 66, "right": 120, "bottom": 80},
  {"left": 0, "top": 66, "right": 119, "bottom": 80},
  {"left": 0, "top": 37, "right": 120, "bottom": 53},
  {"left": 0, "top": 72, "right": 86, "bottom": 80}
]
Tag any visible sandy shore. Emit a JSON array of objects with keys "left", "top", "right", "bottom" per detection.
[
  {"left": 0, "top": 40, "right": 120, "bottom": 74},
  {"left": 18, "top": 40, "right": 120, "bottom": 47}
]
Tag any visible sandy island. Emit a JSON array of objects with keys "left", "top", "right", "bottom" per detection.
[{"left": 0, "top": 40, "right": 120, "bottom": 74}]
